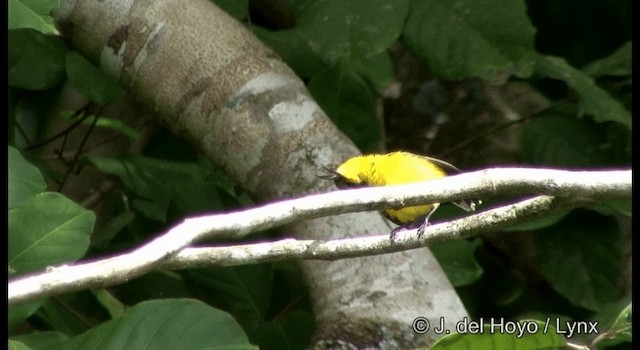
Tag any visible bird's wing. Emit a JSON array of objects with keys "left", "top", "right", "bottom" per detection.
[
  {"left": 419, "top": 155, "right": 462, "bottom": 174},
  {"left": 419, "top": 155, "right": 480, "bottom": 212}
]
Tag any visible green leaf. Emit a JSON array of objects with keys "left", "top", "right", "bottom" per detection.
[
  {"left": 534, "top": 55, "right": 631, "bottom": 128},
  {"left": 353, "top": 52, "right": 395, "bottom": 95},
  {"left": 583, "top": 41, "right": 632, "bottom": 78},
  {"left": 87, "top": 156, "right": 184, "bottom": 222},
  {"left": 589, "top": 198, "right": 632, "bottom": 218},
  {"left": 65, "top": 51, "right": 125, "bottom": 106},
  {"left": 521, "top": 104, "right": 611, "bottom": 167},
  {"left": 254, "top": 0, "right": 409, "bottom": 77},
  {"left": 11, "top": 331, "right": 69, "bottom": 350},
  {"left": 36, "top": 297, "right": 94, "bottom": 336},
  {"left": 93, "top": 118, "right": 140, "bottom": 140},
  {"left": 91, "top": 289, "right": 126, "bottom": 319},
  {"left": 603, "top": 198, "right": 632, "bottom": 217},
  {"left": 607, "top": 303, "right": 632, "bottom": 343},
  {"left": 9, "top": 28, "right": 67, "bottom": 90},
  {"left": 9, "top": 300, "right": 46, "bottom": 331},
  {"left": 8, "top": 0, "right": 59, "bottom": 34},
  {"left": 183, "top": 265, "right": 273, "bottom": 333},
  {"left": 90, "top": 210, "right": 136, "bottom": 249},
  {"left": 9, "top": 192, "right": 95, "bottom": 275},
  {"left": 402, "top": 0, "right": 536, "bottom": 83},
  {"left": 308, "top": 62, "right": 379, "bottom": 151},
  {"left": 213, "top": 0, "right": 249, "bottom": 20},
  {"left": 9, "top": 146, "right": 47, "bottom": 209},
  {"left": 587, "top": 299, "right": 631, "bottom": 348},
  {"left": 534, "top": 211, "right": 624, "bottom": 311},
  {"left": 431, "top": 239, "right": 483, "bottom": 287},
  {"left": 60, "top": 111, "right": 139, "bottom": 140},
  {"left": 253, "top": 27, "right": 327, "bottom": 78},
  {"left": 88, "top": 155, "right": 228, "bottom": 222},
  {"left": 430, "top": 320, "right": 566, "bottom": 349},
  {"left": 51, "top": 299, "right": 255, "bottom": 350},
  {"left": 294, "top": 0, "right": 409, "bottom": 62},
  {"left": 8, "top": 340, "right": 31, "bottom": 350}
]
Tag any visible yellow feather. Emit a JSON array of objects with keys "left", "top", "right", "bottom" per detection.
[{"left": 330, "top": 151, "right": 475, "bottom": 227}]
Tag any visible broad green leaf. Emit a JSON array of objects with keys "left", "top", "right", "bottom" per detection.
[
  {"left": 9, "top": 146, "right": 47, "bottom": 209},
  {"left": 88, "top": 155, "right": 227, "bottom": 222},
  {"left": 534, "top": 55, "right": 631, "bottom": 127},
  {"left": 583, "top": 41, "right": 632, "bottom": 78},
  {"left": 602, "top": 198, "right": 632, "bottom": 217},
  {"left": 402, "top": 0, "right": 536, "bottom": 83},
  {"left": 9, "top": 28, "right": 67, "bottom": 90},
  {"left": 88, "top": 156, "right": 185, "bottom": 222},
  {"left": 253, "top": 27, "right": 327, "bottom": 78},
  {"left": 586, "top": 300, "right": 631, "bottom": 348},
  {"left": 9, "top": 192, "right": 94, "bottom": 274},
  {"left": 308, "top": 62, "right": 379, "bottom": 151},
  {"left": 9, "top": 300, "right": 46, "bottom": 331},
  {"left": 90, "top": 210, "right": 136, "bottom": 249},
  {"left": 36, "top": 297, "right": 94, "bottom": 336},
  {"left": 353, "top": 52, "right": 395, "bottom": 95},
  {"left": 11, "top": 331, "right": 69, "bottom": 350},
  {"left": 521, "top": 104, "right": 610, "bottom": 167},
  {"left": 255, "top": 0, "right": 409, "bottom": 77},
  {"left": 183, "top": 265, "right": 273, "bottom": 333},
  {"left": 431, "top": 239, "right": 483, "bottom": 287},
  {"left": 8, "top": 340, "right": 31, "bottom": 350},
  {"left": 607, "top": 303, "right": 632, "bottom": 343},
  {"left": 291, "top": 0, "right": 409, "bottom": 62},
  {"left": 609, "top": 302, "right": 632, "bottom": 329},
  {"left": 535, "top": 211, "right": 623, "bottom": 311},
  {"left": 430, "top": 320, "right": 566, "bottom": 349},
  {"left": 51, "top": 299, "right": 255, "bottom": 350},
  {"left": 8, "top": 0, "right": 59, "bottom": 34},
  {"left": 65, "top": 51, "right": 125, "bottom": 106},
  {"left": 589, "top": 198, "right": 632, "bottom": 218}
]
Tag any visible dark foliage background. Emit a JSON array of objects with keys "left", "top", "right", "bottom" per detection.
[{"left": 9, "top": 0, "right": 631, "bottom": 349}]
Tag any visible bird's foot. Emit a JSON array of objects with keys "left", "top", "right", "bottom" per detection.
[
  {"left": 389, "top": 226, "right": 405, "bottom": 242},
  {"left": 390, "top": 219, "right": 430, "bottom": 242},
  {"left": 416, "top": 219, "right": 431, "bottom": 238}
]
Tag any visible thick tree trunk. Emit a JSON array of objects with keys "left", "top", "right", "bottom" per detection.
[{"left": 54, "top": 0, "right": 468, "bottom": 346}]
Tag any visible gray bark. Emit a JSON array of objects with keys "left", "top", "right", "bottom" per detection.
[{"left": 54, "top": 0, "right": 467, "bottom": 346}]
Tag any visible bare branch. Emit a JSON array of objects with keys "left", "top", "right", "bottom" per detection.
[
  {"left": 8, "top": 168, "right": 631, "bottom": 305},
  {"left": 164, "top": 195, "right": 585, "bottom": 269}
]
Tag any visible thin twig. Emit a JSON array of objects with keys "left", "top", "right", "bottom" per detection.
[
  {"left": 24, "top": 104, "right": 92, "bottom": 151},
  {"left": 58, "top": 112, "right": 101, "bottom": 191}
]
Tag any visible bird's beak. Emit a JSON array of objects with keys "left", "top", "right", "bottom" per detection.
[{"left": 316, "top": 166, "right": 340, "bottom": 180}]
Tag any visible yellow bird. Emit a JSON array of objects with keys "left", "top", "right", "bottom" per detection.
[{"left": 321, "top": 151, "right": 479, "bottom": 239}]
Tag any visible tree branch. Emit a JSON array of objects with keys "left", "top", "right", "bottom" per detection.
[
  {"left": 163, "top": 195, "right": 583, "bottom": 268},
  {"left": 8, "top": 168, "right": 631, "bottom": 305}
]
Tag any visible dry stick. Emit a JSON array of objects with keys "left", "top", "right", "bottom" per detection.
[{"left": 8, "top": 168, "right": 631, "bottom": 305}]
